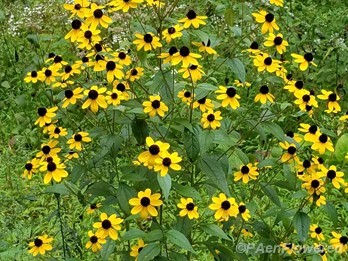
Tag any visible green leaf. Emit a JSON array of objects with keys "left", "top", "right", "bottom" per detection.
[
  {"left": 166, "top": 229, "right": 195, "bottom": 253},
  {"left": 122, "top": 229, "right": 146, "bottom": 241},
  {"left": 157, "top": 174, "right": 171, "bottom": 200},
  {"left": 86, "top": 181, "right": 113, "bottom": 197},
  {"left": 184, "top": 126, "right": 200, "bottom": 162},
  {"left": 100, "top": 239, "right": 115, "bottom": 260},
  {"left": 144, "top": 230, "right": 163, "bottom": 242},
  {"left": 197, "top": 155, "right": 230, "bottom": 196},
  {"left": 200, "top": 223, "right": 231, "bottom": 241},
  {"left": 252, "top": 221, "right": 271, "bottom": 238},
  {"left": 260, "top": 183, "right": 282, "bottom": 207},
  {"left": 44, "top": 184, "right": 70, "bottom": 195},
  {"left": 117, "top": 183, "right": 136, "bottom": 215},
  {"left": 26, "top": 34, "right": 40, "bottom": 48},
  {"left": 261, "top": 122, "right": 285, "bottom": 141},
  {"left": 334, "top": 134, "right": 348, "bottom": 161},
  {"left": 226, "top": 58, "right": 245, "bottom": 83},
  {"left": 1, "top": 81, "right": 10, "bottom": 89},
  {"left": 131, "top": 118, "right": 149, "bottom": 145},
  {"left": 173, "top": 183, "right": 201, "bottom": 200},
  {"left": 224, "top": 9, "right": 234, "bottom": 27},
  {"left": 293, "top": 211, "right": 310, "bottom": 243},
  {"left": 323, "top": 202, "right": 338, "bottom": 228},
  {"left": 70, "top": 165, "right": 87, "bottom": 183},
  {"left": 137, "top": 242, "right": 161, "bottom": 261}
]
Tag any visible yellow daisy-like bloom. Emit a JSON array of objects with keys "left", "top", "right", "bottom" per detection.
[
  {"left": 39, "top": 158, "right": 69, "bottom": 184},
  {"left": 65, "top": 151, "right": 79, "bottom": 161},
  {"left": 154, "top": 151, "right": 182, "bottom": 176},
  {"left": 311, "top": 134, "right": 334, "bottom": 155},
  {"left": 36, "top": 140, "right": 61, "bottom": 162},
  {"left": 294, "top": 89, "right": 318, "bottom": 111},
  {"left": 177, "top": 198, "right": 199, "bottom": 219},
  {"left": 339, "top": 111, "right": 348, "bottom": 121},
  {"left": 85, "top": 3, "right": 112, "bottom": 29},
  {"left": 104, "top": 60, "right": 124, "bottom": 83},
  {"left": 63, "top": 0, "right": 90, "bottom": 18},
  {"left": 130, "top": 239, "right": 146, "bottom": 260},
  {"left": 62, "top": 87, "right": 84, "bottom": 108},
  {"left": 264, "top": 33, "right": 288, "bottom": 54},
  {"left": 40, "top": 66, "right": 60, "bottom": 84},
  {"left": 106, "top": 89, "right": 123, "bottom": 106},
  {"left": 129, "top": 188, "right": 163, "bottom": 219},
  {"left": 82, "top": 86, "right": 107, "bottom": 113},
  {"left": 291, "top": 52, "right": 317, "bottom": 71},
  {"left": 178, "top": 10, "right": 207, "bottom": 29},
  {"left": 142, "top": 95, "right": 169, "bottom": 117},
  {"left": 215, "top": 86, "right": 240, "bottom": 109},
  {"left": 192, "top": 96, "right": 214, "bottom": 112},
  {"left": 108, "top": 0, "right": 144, "bottom": 13},
  {"left": 67, "top": 131, "right": 92, "bottom": 151},
  {"left": 133, "top": 32, "right": 162, "bottom": 51},
  {"left": 314, "top": 244, "right": 328, "bottom": 261},
  {"left": 24, "top": 70, "right": 44, "bottom": 83},
  {"left": 52, "top": 80, "right": 74, "bottom": 89},
  {"left": 330, "top": 232, "right": 348, "bottom": 253},
  {"left": 253, "top": 52, "right": 280, "bottom": 73},
  {"left": 298, "top": 123, "right": 320, "bottom": 143},
  {"left": 301, "top": 174, "right": 326, "bottom": 195},
  {"left": 48, "top": 54, "right": 68, "bottom": 70},
  {"left": 237, "top": 203, "right": 251, "bottom": 221},
  {"left": 23, "top": 158, "right": 40, "bottom": 180},
  {"left": 126, "top": 67, "right": 144, "bottom": 82},
  {"left": 113, "top": 80, "right": 130, "bottom": 100},
  {"left": 60, "top": 63, "right": 81, "bottom": 81},
  {"left": 28, "top": 235, "right": 53, "bottom": 256},
  {"left": 171, "top": 46, "right": 201, "bottom": 67},
  {"left": 209, "top": 193, "right": 238, "bottom": 221},
  {"left": 279, "top": 242, "right": 296, "bottom": 256},
  {"left": 284, "top": 79, "right": 304, "bottom": 93},
  {"left": 241, "top": 228, "right": 253, "bottom": 238},
  {"left": 65, "top": 19, "right": 83, "bottom": 43},
  {"left": 309, "top": 193, "right": 326, "bottom": 207},
  {"left": 279, "top": 141, "right": 299, "bottom": 163},
  {"left": 48, "top": 126, "right": 68, "bottom": 139},
  {"left": 295, "top": 159, "right": 316, "bottom": 178},
  {"left": 201, "top": 110, "right": 222, "bottom": 130},
  {"left": 113, "top": 51, "right": 132, "bottom": 66},
  {"left": 35, "top": 106, "right": 58, "bottom": 127},
  {"left": 158, "top": 46, "right": 178, "bottom": 64},
  {"left": 254, "top": 85, "right": 275, "bottom": 104},
  {"left": 178, "top": 89, "right": 194, "bottom": 105},
  {"left": 146, "top": 0, "right": 164, "bottom": 7},
  {"left": 318, "top": 165, "right": 345, "bottom": 189},
  {"left": 138, "top": 137, "right": 170, "bottom": 167},
  {"left": 77, "top": 24, "right": 101, "bottom": 50},
  {"left": 86, "top": 203, "right": 102, "bottom": 215},
  {"left": 192, "top": 40, "right": 217, "bottom": 54},
  {"left": 310, "top": 224, "right": 325, "bottom": 241},
  {"left": 85, "top": 230, "right": 106, "bottom": 252},
  {"left": 178, "top": 64, "right": 204, "bottom": 83},
  {"left": 245, "top": 41, "right": 261, "bottom": 54},
  {"left": 162, "top": 25, "right": 183, "bottom": 44},
  {"left": 252, "top": 10, "right": 279, "bottom": 34},
  {"left": 317, "top": 90, "right": 341, "bottom": 113},
  {"left": 285, "top": 130, "right": 303, "bottom": 143},
  {"left": 42, "top": 121, "right": 57, "bottom": 134},
  {"left": 234, "top": 79, "right": 251, "bottom": 88},
  {"left": 269, "top": 0, "right": 283, "bottom": 7},
  {"left": 234, "top": 163, "right": 259, "bottom": 184},
  {"left": 93, "top": 213, "right": 123, "bottom": 240}
]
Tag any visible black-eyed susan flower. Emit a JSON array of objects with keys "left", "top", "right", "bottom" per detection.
[
  {"left": 314, "top": 244, "right": 328, "bottom": 261},
  {"left": 294, "top": 89, "right": 318, "bottom": 111},
  {"left": 23, "top": 158, "right": 40, "bottom": 180},
  {"left": 318, "top": 165, "right": 345, "bottom": 189},
  {"left": 192, "top": 40, "right": 217, "bottom": 55},
  {"left": 133, "top": 32, "right": 162, "bottom": 51},
  {"left": 280, "top": 242, "right": 296, "bottom": 256},
  {"left": 154, "top": 151, "right": 182, "bottom": 176},
  {"left": 65, "top": 151, "right": 79, "bottom": 161},
  {"left": 215, "top": 86, "right": 240, "bottom": 109},
  {"left": 237, "top": 203, "right": 251, "bottom": 221},
  {"left": 42, "top": 121, "right": 57, "bottom": 134},
  {"left": 40, "top": 67, "right": 59, "bottom": 84},
  {"left": 65, "top": 19, "right": 83, "bottom": 42},
  {"left": 178, "top": 64, "right": 204, "bottom": 83},
  {"left": 93, "top": 213, "right": 123, "bottom": 240},
  {"left": 85, "top": 230, "right": 106, "bottom": 252},
  {"left": 82, "top": 86, "right": 107, "bottom": 113},
  {"left": 252, "top": 10, "right": 279, "bottom": 34},
  {"left": 295, "top": 159, "right": 316, "bottom": 178},
  {"left": 142, "top": 95, "right": 168, "bottom": 117},
  {"left": 291, "top": 53, "right": 317, "bottom": 71},
  {"left": 36, "top": 140, "right": 61, "bottom": 162},
  {"left": 310, "top": 224, "right": 325, "bottom": 241},
  {"left": 106, "top": 89, "right": 123, "bottom": 106},
  {"left": 34, "top": 106, "right": 58, "bottom": 127},
  {"left": 301, "top": 174, "right": 326, "bottom": 195},
  {"left": 146, "top": 0, "right": 164, "bottom": 7},
  {"left": 40, "top": 158, "right": 68, "bottom": 184},
  {"left": 241, "top": 228, "right": 253, "bottom": 238},
  {"left": 270, "top": 0, "right": 283, "bottom": 7},
  {"left": 67, "top": 131, "right": 91, "bottom": 151},
  {"left": 201, "top": 110, "right": 222, "bottom": 130},
  {"left": 24, "top": 70, "right": 44, "bottom": 83},
  {"left": 339, "top": 111, "right": 348, "bottom": 121},
  {"left": 279, "top": 141, "right": 299, "bottom": 163},
  {"left": 317, "top": 90, "right": 341, "bottom": 113},
  {"left": 178, "top": 10, "right": 207, "bottom": 28},
  {"left": 138, "top": 137, "right": 170, "bottom": 167},
  {"left": 63, "top": 0, "right": 90, "bottom": 18},
  {"left": 284, "top": 80, "right": 304, "bottom": 93},
  {"left": 285, "top": 130, "right": 303, "bottom": 143},
  {"left": 105, "top": 60, "right": 124, "bottom": 83},
  {"left": 77, "top": 25, "right": 101, "bottom": 50},
  {"left": 113, "top": 80, "right": 130, "bottom": 100},
  {"left": 330, "top": 232, "right": 348, "bottom": 253},
  {"left": 114, "top": 51, "right": 132, "bottom": 66},
  {"left": 309, "top": 193, "right": 326, "bottom": 207},
  {"left": 234, "top": 163, "right": 259, "bottom": 184},
  {"left": 48, "top": 126, "right": 68, "bottom": 139},
  {"left": 246, "top": 41, "right": 261, "bottom": 54},
  {"left": 209, "top": 193, "right": 238, "bottom": 221},
  {"left": 129, "top": 188, "right": 163, "bottom": 219},
  {"left": 85, "top": 3, "right": 112, "bottom": 29},
  {"left": 171, "top": 46, "right": 201, "bottom": 67},
  {"left": 234, "top": 79, "right": 251, "bottom": 88},
  {"left": 52, "top": 80, "right": 74, "bottom": 89},
  {"left": 49, "top": 55, "right": 68, "bottom": 70},
  {"left": 298, "top": 123, "right": 321, "bottom": 143},
  {"left": 62, "top": 87, "right": 84, "bottom": 108},
  {"left": 253, "top": 52, "right": 280, "bottom": 73},
  {"left": 86, "top": 203, "right": 102, "bottom": 215},
  {"left": 108, "top": 0, "right": 143, "bottom": 12},
  {"left": 126, "top": 67, "right": 144, "bottom": 82},
  {"left": 254, "top": 85, "right": 275, "bottom": 104},
  {"left": 192, "top": 96, "right": 214, "bottom": 112},
  {"left": 158, "top": 46, "right": 178, "bottom": 64},
  {"left": 264, "top": 33, "right": 288, "bottom": 54},
  {"left": 130, "top": 239, "right": 146, "bottom": 260},
  {"left": 162, "top": 25, "right": 183, "bottom": 44},
  {"left": 178, "top": 89, "right": 194, "bottom": 105},
  {"left": 311, "top": 134, "right": 334, "bottom": 155},
  {"left": 28, "top": 235, "right": 53, "bottom": 256},
  {"left": 61, "top": 64, "right": 81, "bottom": 81},
  {"left": 177, "top": 198, "right": 199, "bottom": 219}
]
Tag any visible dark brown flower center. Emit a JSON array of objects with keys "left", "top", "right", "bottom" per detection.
[
  {"left": 187, "top": 10, "right": 197, "bottom": 19},
  {"left": 25, "top": 163, "right": 33, "bottom": 171},
  {"left": 319, "top": 134, "right": 328, "bottom": 143},
  {"left": 273, "top": 36, "right": 283, "bottom": 45},
  {"left": 54, "top": 127, "right": 61, "bottom": 134},
  {"left": 144, "top": 34, "right": 153, "bottom": 43},
  {"left": 149, "top": 145, "right": 160, "bottom": 155},
  {"left": 118, "top": 52, "right": 126, "bottom": 59},
  {"left": 151, "top": 100, "right": 161, "bottom": 109},
  {"left": 111, "top": 93, "right": 118, "bottom": 99},
  {"left": 250, "top": 41, "right": 258, "bottom": 49},
  {"left": 311, "top": 180, "right": 320, "bottom": 188},
  {"left": 42, "top": 145, "right": 51, "bottom": 154},
  {"left": 65, "top": 90, "right": 74, "bottom": 99},
  {"left": 38, "top": 107, "right": 47, "bottom": 116},
  {"left": 167, "top": 27, "right": 176, "bottom": 34},
  {"left": 186, "top": 202, "right": 195, "bottom": 211},
  {"left": 260, "top": 85, "right": 269, "bottom": 94},
  {"left": 169, "top": 46, "right": 178, "bottom": 55},
  {"left": 327, "top": 170, "right": 336, "bottom": 179},
  {"left": 184, "top": 91, "right": 191, "bottom": 98},
  {"left": 340, "top": 236, "right": 348, "bottom": 245},
  {"left": 162, "top": 157, "right": 172, "bottom": 166},
  {"left": 226, "top": 87, "right": 236, "bottom": 97},
  {"left": 287, "top": 146, "right": 296, "bottom": 155},
  {"left": 264, "top": 57, "right": 272, "bottom": 65},
  {"left": 31, "top": 71, "right": 38, "bottom": 77},
  {"left": 241, "top": 166, "right": 249, "bottom": 174},
  {"left": 47, "top": 162, "right": 57, "bottom": 172},
  {"left": 221, "top": 200, "right": 231, "bottom": 210},
  {"left": 304, "top": 53, "right": 313, "bottom": 62},
  {"left": 302, "top": 95, "right": 310, "bottom": 102},
  {"left": 102, "top": 219, "right": 112, "bottom": 229},
  {"left": 34, "top": 238, "right": 43, "bottom": 247},
  {"left": 265, "top": 13, "right": 274, "bottom": 22},
  {"left": 84, "top": 30, "right": 92, "bottom": 39},
  {"left": 179, "top": 46, "right": 190, "bottom": 57},
  {"left": 198, "top": 97, "right": 206, "bottom": 104},
  {"left": 207, "top": 114, "right": 215, "bottom": 122},
  {"left": 106, "top": 61, "right": 116, "bottom": 71},
  {"left": 238, "top": 205, "right": 246, "bottom": 213},
  {"left": 93, "top": 9, "right": 103, "bottom": 19},
  {"left": 72, "top": 19, "right": 81, "bottom": 29},
  {"left": 117, "top": 83, "right": 126, "bottom": 92},
  {"left": 315, "top": 227, "right": 322, "bottom": 234},
  {"left": 90, "top": 236, "right": 98, "bottom": 243},
  {"left": 88, "top": 90, "right": 99, "bottom": 100},
  {"left": 328, "top": 93, "right": 337, "bottom": 102},
  {"left": 140, "top": 197, "right": 150, "bottom": 207},
  {"left": 190, "top": 65, "right": 198, "bottom": 70},
  {"left": 309, "top": 125, "right": 317, "bottom": 134},
  {"left": 74, "top": 4, "right": 81, "bottom": 10},
  {"left": 131, "top": 69, "right": 138, "bottom": 76},
  {"left": 303, "top": 160, "right": 311, "bottom": 168},
  {"left": 44, "top": 69, "right": 52, "bottom": 77},
  {"left": 74, "top": 134, "right": 82, "bottom": 142}
]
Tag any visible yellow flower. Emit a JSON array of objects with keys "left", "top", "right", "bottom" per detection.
[
  {"left": 65, "top": 19, "right": 83, "bottom": 42},
  {"left": 279, "top": 141, "right": 299, "bottom": 163},
  {"left": 138, "top": 137, "right": 170, "bottom": 167},
  {"left": 311, "top": 134, "right": 334, "bottom": 155},
  {"left": 36, "top": 140, "right": 61, "bottom": 162},
  {"left": 158, "top": 46, "right": 178, "bottom": 64},
  {"left": 39, "top": 157, "right": 69, "bottom": 184},
  {"left": 284, "top": 80, "right": 304, "bottom": 93},
  {"left": 201, "top": 110, "right": 222, "bottom": 130},
  {"left": 129, "top": 188, "right": 163, "bottom": 219},
  {"left": 108, "top": 0, "right": 144, "bottom": 12},
  {"left": 310, "top": 224, "right": 325, "bottom": 241},
  {"left": 130, "top": 239, "right": 146, "bottom": 260},
  {"left": 234, "top": 79, "right": 251, "bottom": 88},
  {"left": 65, "top": 151, "right": 79, "bottom": 161},
  {"left": 142, "top": 95, "right": 169, "bottom": 117},
  {"left": 192, "top": 40, "right": 217, "bottom": 54},
  {"left": 82, "top": 86, "right": 107, "bottom": 113},
  {"left": 60, "top": 63, "right": 81, "bottom": 81},
  {"left": 314, "top": 244, "right": 328, "bottom": 261},
  {"left": 177, "top": 198, "right": 199, "bottom": 219},
  {"left": 154, "top": 151, "right": 182, "bottom": 176},
  {"left": 234, "top": 163, "right": 259, "bottom": 184},
  {"left": 317, "top": 90, "right": 341, "bottom": 113},
  {"left": 245, "top": 41, "right": 261, "bottom": 54},
  {"left": 113, "top": 51, "right": 132, "bottom": 66},
  {"left": 252, "top": 10, "right": 279, "bottom": 34},
  {"left": 48, "top": 126, "right": 68, "bottom": 139},
  {"left": 77, "top": 24, "right": 101, "bottom": 50},
  {"left": 63, "top": 0, "right": 90, "bottom": 18},
  {"left": 318, "top": 165, "right": 345, "bottom": 189},
  {"left": 178, "top": 89, "right": 194, "bottom": 105},
  {"left": 192, "top": 96, "right": 214, "bottom": 112},
  {"left": 85, "top": 3, "right": 112, "bottom": 29},
  {"left": 24, "top": 70, "right": 44, "bottom": 83},
  {"left": 209, "top": 193, "right": 238, "bottom": 221},
  {"left": 23, "top": 158, "right": 40, "bottom": 180},
  {"left": 264, "top": 33, "right": 288, "bottom": 54},
  {"left": 28, "top": 235, "right": 53, "bottom": 256},
  {"left": 279, "top": 242, "right": 296, "bottom": 256},
  {"left": 162, "top": 25, "right": 183, "bottom": 44},
  {"left": 215, "top": 86, "right": 240, "bottom": 109},
  {"left": 146, "top": 0, "right": 165, "bottom": 7},
  {"left": 106, "top": 89, "right": 123, "bottom": 106},
  {"left": 113, "top": 80, "right": 130, "bottom": 100},
  {"left": 269, "top": 0, "right": 283, "bottom": 7},
  {"left": 67, "top": 131, "right": 92, "bottom": 151},
  {"left": 35, "top": 106, "right": 58, "bottom": 127},
  {"left": 86, "top": 203, "right": 102, "bottom": 215},
  {"left": 237, "top": 203, "right": 251, "bottom": 221},
  {"left": 339, "top": 111, "right": 348, "bottom": 121},
  {"left": 178, "top": 64, "right": 204, "bottom": 83},
  {"left": 40, "top": 66, "right": 60, "bottom": 84},
  {"left": 171, "top": 46, "right": 201, "bottom": 67},
  {"left": 294, "top": 89, "right": 318, "bottom": 111},
  {"left": 62, "top": 87, "right": 84, "bottom": 108},
  {"left": 254, "top": 85, "right": 275, "bottom": 104},
  {"left": 178, "top": 10, "right": 207, "bottom": 29},
  {"left": 126, "top": 67, "right": 144, "bottom": 82},
  {"left": 103, "top": 60, "right": 124, "bottom": 83},
  {"left": 330, "top": 232, "right": 348, "bottom": 253},
  {"left": 291, "top": 53, "right": 317, "bottom": 71},
  {"left": 133, "top": 32, "right": 162, "bottom": 51},
  {"left": 298, "top": 123, "right": 321, "bottom": 143},
  {"left": 253, "top": 52, "right": 281, "bottom": 73},
  {"left": 241, "top": 228, "right": 253, "bottom": 238},
  {"left": 301, "top": 174, "right": 326, "bottom": 195},
  {"left": 85, "top": 230, "right": 106, "bottom": 252},
  {"left": 93, "top": 213, "right": 123, "bottom": 240}
]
